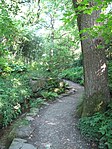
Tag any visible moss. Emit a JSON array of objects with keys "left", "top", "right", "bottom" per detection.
[
  {"left": 77, "top": 92, "right": 108, "bottom": 117},
  {"left": 2, "top": 118, "right": 29, "bottom": 149},
  {"left": 76, "top": 99, "right": 84, "bottom": 118},
  {"left": 7, "top": 129, "right": 16, "bottom": 148}
]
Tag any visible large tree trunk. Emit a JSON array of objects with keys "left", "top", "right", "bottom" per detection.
[{"left": 72, "top": 0, "right": 110, "bottom": 116}]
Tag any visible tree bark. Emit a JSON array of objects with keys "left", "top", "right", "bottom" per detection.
[{"left": 72, "top": 0, "right": 110, "bottom": 116}]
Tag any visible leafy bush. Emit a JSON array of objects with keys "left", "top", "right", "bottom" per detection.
[
  {"left": 9, "top": 63, "right": 27, "bottom": 73},
  {"left": 45, "top": 78, "right": 66, "bottom": 93},
  {"left": 37, "top": 78, "right": 67, "bottom": 101},
  {"left": 0, "top": 71, "right": 67, "bottom": 127},
  {"left": 0, "top": 60, "right": 27, "bottom": 74},
  {"left": 59, "top": 67, "right": 83, "bottom": 85},
  {"left": 41, "top": 91, "right": 58, "bottom": 101},
  {"left": 29, "top": 98, "right": 45, "bottom": 108},
  {"left": 0, "top": 73, "right": 32, "bottom": 127},
  {"left": 78, "top": 104, "right": 112, "bottom": 149}
]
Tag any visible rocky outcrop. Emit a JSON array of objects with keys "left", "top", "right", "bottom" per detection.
[{"left": 30, "top": 78, "right": 46, "bottom": 92}]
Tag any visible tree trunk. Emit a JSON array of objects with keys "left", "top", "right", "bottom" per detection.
[{"left": 72, "top": 0, "right": 110, "bottom": 116}]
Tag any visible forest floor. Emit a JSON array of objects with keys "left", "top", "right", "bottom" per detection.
[{"left": 1, "top": 80, "right": 96, "bottom": 149}]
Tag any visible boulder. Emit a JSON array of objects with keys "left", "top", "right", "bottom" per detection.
[{"left": 30, "top": 78, "right": 46, "bottom": 92}]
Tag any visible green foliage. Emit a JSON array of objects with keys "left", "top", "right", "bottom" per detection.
[
  {"left": 60, "top": 67, "right": 83, "bottom": 85},
  {"left": 41, "top": 91, "right": 58, "bottom": 101},
  {"left": 39, "top": 78, "right": 66, "bottom": 101},
  {"left": 9, "top": 63, "right": 27, "bottom": 73},
  {"left": 0, "top": 70, "right": 67, "bottom": 127},
  {"left": 78, "top": 104, "right": 112, "bottom": 149},
  {"left": 0, "top": 62, "right": 27, "bottom": 74},
  {"left": 29, "top": 98, "right": 45, "bottom": 108},
  {"left": 45, "top": 78, "right": 66, "bottom": 93},
  {"left": 0, "top": 3, "right": 112, "bottom": 148},
  {"left": 0, "top": 72, "right": 32, "bottom": 127},
  {"left": 0, "top": 2, "right": 18, "bottom": 54}
]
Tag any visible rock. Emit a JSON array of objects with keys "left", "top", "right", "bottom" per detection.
[
  {"left": 9, "top": 138, "right": 27, "bottom": 149},
  {"left": 30, "top": 78, "right": 46, "bottom": 92},
  {"left": 20, "top": 143, "right": 37, "bottom": 149},
  {"left": 59, "top": 88, "right": 76, "bottom": 98},
  {"left": 9, "top": 138, "right": 36, "bottom": 149},
  {"left": 25, "top": 116, "right": 34, "bottom": 121},
  {"left": 11, "top": 138, "right": 27, "bottom": 143},
  {"left": 16, "top": 125, "right": 34, "bottom": 138},
  {"left": 66, "top": 86, "right": 72, "bottom": 89},
  {"left": 26, "top": 108, "right": 39, "bottom": 117}
]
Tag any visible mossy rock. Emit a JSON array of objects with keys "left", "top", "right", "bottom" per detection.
[{"left": 30, "top": 78, "right": 46, "bottom": 92}]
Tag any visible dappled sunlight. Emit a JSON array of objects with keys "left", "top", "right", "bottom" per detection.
[
  {"left": 0, "top": 0, "right": 112, "bottom": 148},
  {"left": 101, "top": 63, "right": 106, "bottom": 73},
  {"left": 95, "top": 101, "right": 104, "bottom": 111},
  {"left": 95, "top": 63, "right": 107, "bottom": 77},
  {"left": 59, "top": 82, "right": 64, "bottom": 87},
  {"left": 14, "top": 103, "right": 21, "bottom": 110},
  {"left": 12, "top": 78, "right": 22, "bottom": 87},
  {"left": 20, "top": 89, "right": 28, "bottom": 95},
  {"left": 0, "top": 102, "right": 3, "bottom": 108}
]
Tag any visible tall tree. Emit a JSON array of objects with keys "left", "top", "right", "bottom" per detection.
[{"left": 72, "top": 0, "right": 110, "bottom": 116}]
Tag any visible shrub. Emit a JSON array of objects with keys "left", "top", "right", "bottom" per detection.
[
  {"left": 45, "top": 78, "right": 66, "bottom": 93},
  {"left": 59, "top": 67, "right": 84, "bottom": 85},
  {"left": 29, "top": 98, "right": 45, "bottom": 108},
  {"left": 0, "top": 71, "right": 67, "bottom": 127},
  {"left": 0, "top": 73, "right": 32, "bottom": 127},
  {"left": 78, "top": 103, "right": 112, "bottom": 149},
  {"left": 41, "top": 91, "right": 58, "bottom": 101}
]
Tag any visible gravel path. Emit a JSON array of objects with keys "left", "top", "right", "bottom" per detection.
[{"left": 27, "top": 80, "right": 91, "bottom": 149}]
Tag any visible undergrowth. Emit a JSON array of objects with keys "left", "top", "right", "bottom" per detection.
[
  {"left": 59, "top": 60, "right": 112, "bottom": 93},
  {"left": 78, "top": 103, "right": 112, "bottom": 149},
  {"left": 0, "top": 71, "right": 32, "bottom": 127},
  {"left": 0, "top": 63, "right": 67, "bottom": 127},
  {"left": 59, "top": 67, "right": 84, "bottom": 85}
]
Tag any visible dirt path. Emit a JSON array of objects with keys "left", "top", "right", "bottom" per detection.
[{"left": 27, "top": 80, "right": 91, "bottom": 149}]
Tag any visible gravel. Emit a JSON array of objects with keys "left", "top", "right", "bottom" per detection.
[{"left": 27, "top": 81, "right": 92, "bottom": 149}]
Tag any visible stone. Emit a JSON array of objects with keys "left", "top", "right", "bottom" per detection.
[
  {"left": 25, "top": 116, "right": 34, "bottom": 121},
  {"left": 16, "top": 125, "right": 34, "bottom": 138},
  {"left": 27, "top": 108, "right": 39, "bottom": 117},
  {"left": 21, "top": 143, "right": 37, "bottom": 149},
  {"left": 12, "top": 138, "right": 27, "bottom": 143},
  {"left": 29, "top": 78, "right": 46, "bottom": 92},
  {"left": 9, "top": 138, "right": 37, "bottom": 149},
  {"left": 9, "top": 138, "right": 27, "bottom": 149}
]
